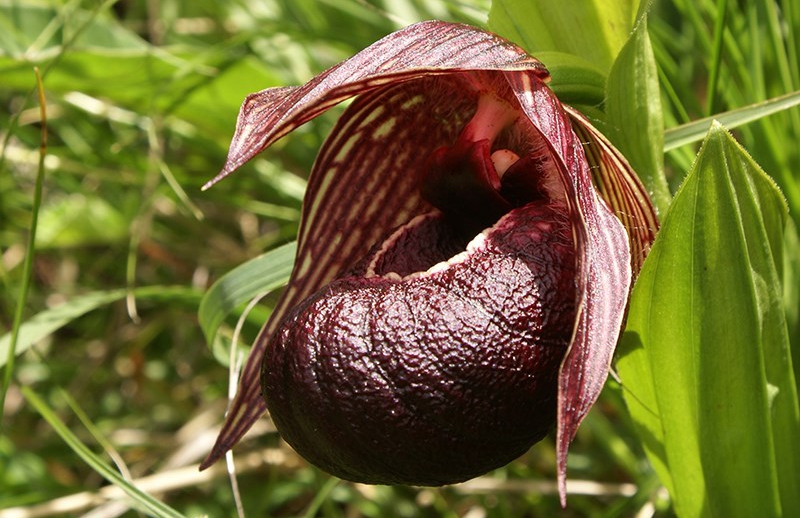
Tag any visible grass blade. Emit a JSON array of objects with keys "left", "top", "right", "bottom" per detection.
[
  {"left": 705, "top": 0, "right": 729, "bottom": 115},
  {"left": 664, "top": 89, "right": 800, "bottom": 151},
  {"left": 1, "top": 68, "right": 47, "bottom": 424},
  {"left": 198, "top": 241, "right": 297, "bottom": 346},
  {"left": 21, "top": 387, "right": 186, "bottom": 518},
  {"left": 0, "top": 286, "right": 200, "bottom": 368}
]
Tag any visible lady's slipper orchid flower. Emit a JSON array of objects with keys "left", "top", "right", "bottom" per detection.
[{"left": 200, "top": 21, "right": 657, "bottom": 505}]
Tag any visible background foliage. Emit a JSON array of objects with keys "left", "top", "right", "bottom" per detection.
[{"left": 1, "top": 0, "right": 798, "bottom": 516}]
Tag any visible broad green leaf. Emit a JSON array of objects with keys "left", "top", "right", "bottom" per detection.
[
  {"left": 198, "top": 241, "right": 296, "bottom": 346},
  {"left": 0, "top": 3, "right": 281, "bottom": 138},
  {"left": 0, "top": 287, "right": 199, "bottom": 368},
  {"left": 617, "top": 123, "right": 800, "bottom": 517},
  {"left": 488, "top": 0, "right": 641, "bottom": 74},
  {"left": 605, "top": 16, "right": 671, "bottom": 216},
  {"left": 785, "top": 222, "right": 800, "bottom": 388},
  {"left": 0, "top": 2, "right": 186, "bottom": 104},
  {"left": 171, "top": 55, "right": 283, "bottom": 136},
  {"left": 0, "top": 49, "right": 201, "bottom": 106},
  {"left": 21, "top": 387, "right": 186, "bottom": 518},
  {"left": 534, "top": 51, "right": 607, "bottom": 108}
]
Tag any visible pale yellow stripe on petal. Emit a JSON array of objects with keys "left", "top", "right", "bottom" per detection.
[
  {"left": 300, "top": 164, "right": 340, "bottom": 243},
  {"left": 372, "top": 118, "right": 397, "bottom": 139},
  {"left": 401, "top": 95, "right": 425, "bottom": 110},
  {"left": 357, "top": 105, "right": 386, "bottom": 127},
  {"left": 332, "top": 133, "right": 362, "bottom": 164},
  {"left": 294, "top": 251, "right": 315, "bottom": 280}
]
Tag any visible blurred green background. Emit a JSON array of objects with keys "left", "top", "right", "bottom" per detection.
[{"left": 1, "top": 0, "right": 797, "bottom": 516}]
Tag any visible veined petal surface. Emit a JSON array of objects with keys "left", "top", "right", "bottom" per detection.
[
  {"left": 202, "top": 21, "right": 550, "bottom": 470},
  {"left": 201, "top": 22, "right": 653, "bottom": 509},
  {"left": 504, "top": 74, "right": 632, "bottom": 504}
]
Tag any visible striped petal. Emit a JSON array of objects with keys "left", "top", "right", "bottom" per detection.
[
  {"left": 200, "top": 21, "right": 657, "bottom": 507},
  {"left": 203, "top": 21, "right": 547, "bottom": 189},
  {"left": 201, "top": 20, "right": 548, "bottom": 471},
  {"left": 503, "top": 74, "right": 634, "bottom": 505},
  {"left": 566, "top": 107, "right": 659, "bottom": 274}
]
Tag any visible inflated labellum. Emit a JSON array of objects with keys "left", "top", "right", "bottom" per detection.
[{"left": 200, "top": 21, "right": 658, "bottom": 505}]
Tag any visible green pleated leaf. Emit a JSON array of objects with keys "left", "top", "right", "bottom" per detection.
[
  {"left": 488, "top": 0, "right": 641, "bottom": 74},
  {"left": 617, "top": 122, "right": 800, "bottom": 517},
  {"left": 604, "top": 16, "right": 671, "bottom": 216},
  {"left": 785, "top": 222, "right": 800, "bottom": 388},
  {"left": 198, "top": 241, "right": 296, "bottom": 347}
]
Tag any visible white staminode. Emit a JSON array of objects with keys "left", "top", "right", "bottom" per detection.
[
  {"left": 424, "top": 231, "right": 487, "bottom": 276},
  {"left": 367, "top": 94, "right": 523, "bottom": 281},
  {"left": 365, "top": 212, "right": 494, "bottom": 281},
  {"left": 490, "top": 149, "right": 521, "bottom": 178}
]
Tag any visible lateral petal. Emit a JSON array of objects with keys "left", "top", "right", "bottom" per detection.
[
  {"left": 504, "top": 73, "right": 632, "bottom": 506},
  {"left": 566, "top": 107, "right": 658, "bottom": 275}
]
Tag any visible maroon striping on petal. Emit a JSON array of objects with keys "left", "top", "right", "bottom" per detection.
[{"left": 200, "top": 21, "right": 656, "bottom": 508}]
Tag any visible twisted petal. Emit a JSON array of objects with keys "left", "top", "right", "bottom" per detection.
[
  {"left": 503, "top": 74, "right": 632, "bottom": 504},
  {"left": 566, "top": 107, "right": 659, "bottom": 274}
]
